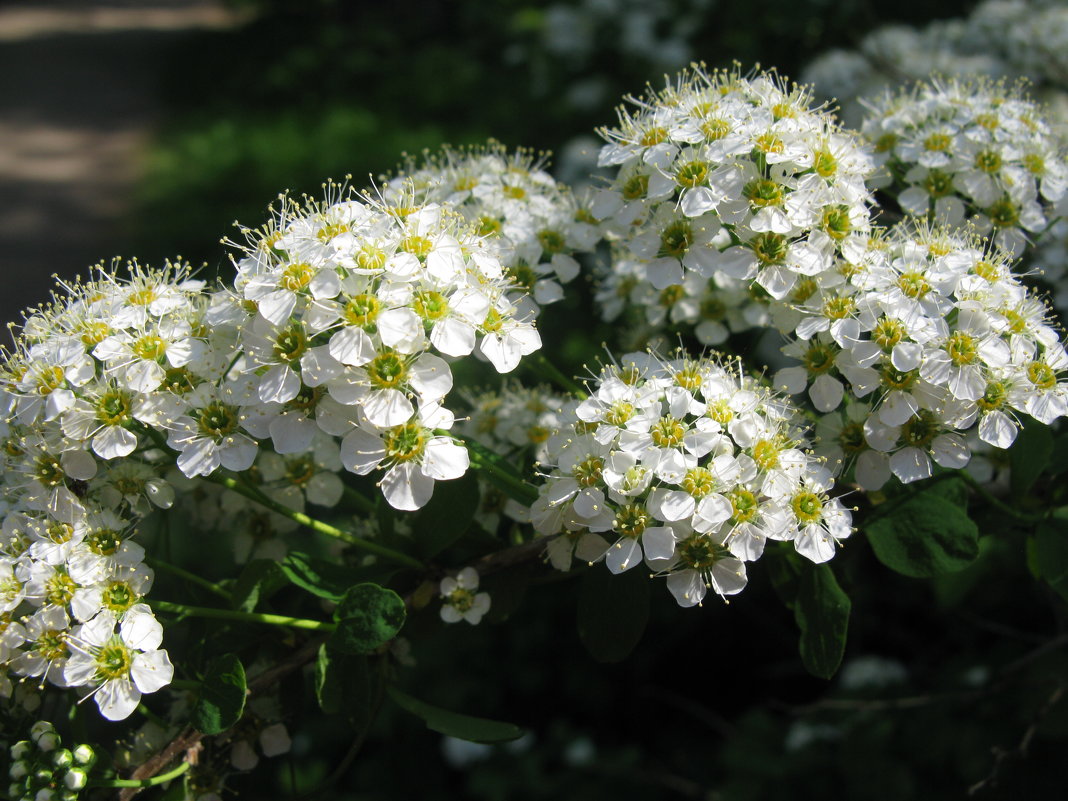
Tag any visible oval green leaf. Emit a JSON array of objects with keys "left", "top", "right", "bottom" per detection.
[{"left": 192, "top": 653, "right": 247, "bottom": 735}]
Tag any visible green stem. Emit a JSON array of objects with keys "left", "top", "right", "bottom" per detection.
[
  {"left": 456, "top": 435, "right": 540, "bottom": 506},
  {"left": 147, "top": 558, "right": 231, "bottom": 601},
  {"left": 960, "top": 471, "right": 1047, "bottom": 523},
  {"left": 342, "top": 484, "right": 376, "bottom": 514},
  {"left": 91, "top": 760, "right": 191, "bottom": 788},
  {"left": 152, "top": 599, "right": 336, "bottom": 633},
  {"left": 531, "top": 353, "right": 587, "bottom": 399},
  {"left": 203, "top": 472, "right": 424, "bottom": 570},
  {"left": 137, "top": 422, "right": 421, "bottom": 570}
]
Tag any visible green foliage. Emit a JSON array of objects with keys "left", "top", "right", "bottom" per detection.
[
  {"left": 413, "top": 471, "right": 480, "bottom": 558},
  {"left": 387, "top": 687, "right": 524, "bottom": 744},
  {"left": 230, "top": 559, "right": 287, "bottom": 612},
  {"left": 1010, "top": 418, "right": 1054, "bottom": 496},
  {"left": 192, "top": 654, "right": 247, "bottom": 735},
  {"left": 315, "top": 646, "right": 379, "bottom": 730},
  {"left": 280, "top": 551, "right": 374, "bottom": 603},
  {"left": 866, "top": 486, "right": 980, "bottom": 577},
  {"left": 794, "top": 563, "right": 851, "bottom": 679},
  {"left": 330, "top": 583, "right": 407, "bottom": 655},
  {"left": 1033, "top": 518, "right": 1068, "bottom": 603},
  {"left": 577, "top": 565, "right": 650, "bottom": 663}
]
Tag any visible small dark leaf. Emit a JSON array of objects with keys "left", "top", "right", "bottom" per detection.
[
  {"left": 280, "top": 552, "right": 388, "bottom": 603},
  {"left": 192, "top": 654, "right": 247, "bottom": 735},
  {"left": 1034, "top": 519, "right": 1068, "bottom": 603},
  {"left": 765, "top": 544, "right": 803, "bottom": 607},
  {"left": 231, "top": 559, "right": 287, "bottom": 612},
  {"left": 577, "top": 565, "right": 649, "bottom": 663},
  {"left": 412, "top": 470, "right": 480, "bottom": 558},
  {"left": 387, "top": 686, "right": 524, "bottom": 743},
  {"left": 866, "top": 491, "right": 979, "bottom": 577},
  {"left": 923, "top": 476, "right": 968, "bottom": 511},
  {"left": 1010, "top": 417, "right": 1053, "bottom": 495},
  {"left": 330, "top": 583, "right": 406, "bottom": 654},
  {"left": 794, "top": 564, "right": 851, "bottom": 679},
  {"left": 315, "top": 644, "right": 377, "bottom": 730}
]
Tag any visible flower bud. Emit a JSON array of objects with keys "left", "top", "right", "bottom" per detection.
[
  {"left": 71, "top": 744, "right": 95, "bottom": 767},
  {"left": 50, "top": 750, "right": 72, "bottom": 770},
  {"left": 8, "top": 760, "right": 29, "bottom": 780},
  {"left": 35, "top": 788, "right": 57, "bottom": 801},
  {"left": 10, "top": 741, "right": 32, "bottom": 760},
  {"left": 32, "top": 731, "right": 59, "bottom": 753},
  {"left": 62, "top": 769, "right": 87, "bottom": 791}
]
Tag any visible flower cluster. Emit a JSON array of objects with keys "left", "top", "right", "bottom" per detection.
[
  {"left": 7, "top": 721, "right": 96, "bottom": 801},
  {"left": 531, "top": 351, "right": 853, "bottom": 607},
  {"left": 590, "top": 64, "right": 876, "bottom": 343},
  {"left": 380, "top": 143, "right": 600, "bottom": 316},
  {"left": 802, "top": 0, "right": 1068, "bottom": 127},
  {"left": 459, "top": 382, "right": 567, "bottom": 530},
  {"left": 774, "top": 223, "right": 1068, "bottom": 488},
  {"left": 229, "top": 192, "right": 544, "bottom": 510},
  {"left": 862, "top": 77, "right": 1068, "bottom": 255},
  {"left": 0, "top": 262, "right": 193, "bottom": 720}
]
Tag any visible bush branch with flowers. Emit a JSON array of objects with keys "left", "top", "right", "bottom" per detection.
[{"left": 1, "top": 60, "right": 1067, "bottom": 799}]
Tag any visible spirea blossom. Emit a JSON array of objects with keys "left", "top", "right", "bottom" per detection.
[
  {"left": 590, "top": 64, "right": 876, "bottom": 341},
  {"left": 532, "top": 350, "right": 853, "bottom": 607},
  {"left": 862, "top": 78, "right": 1068, "bottom": 254},
  {"left": 380, "top": 143, "right": 600, "bottom": 316},
  {"left": 773, "top": 223, "right": 1068, "bottom": 488}
]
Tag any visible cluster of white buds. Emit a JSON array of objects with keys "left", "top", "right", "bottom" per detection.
[
  {"left": 589, "top": 64, "right": 876, "bottom": 344},
  {"left": 531, "top": 350, "right": 853, "bottom": 607},
  {"left": 775, "top": 223, "right": 1068, "bottom": 489},
  {"left": 379, "top": 143, "right": 601, "bottom": 316},
  {"left": 7, "top": 721, "right": 96, "bottom": 801},
  {"left": 862, "top": 77, "right": 1068, "bottom": 255}
]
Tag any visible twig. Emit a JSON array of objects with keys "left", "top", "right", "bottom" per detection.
[
  {"left": 118, "top": 537, "right": 554, "bottom": 793},
  {"left": 967, "top": 681, "right": 1065, "bottom": 795}
]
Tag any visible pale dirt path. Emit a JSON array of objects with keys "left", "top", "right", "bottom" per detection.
[{"left": 0, "top": 0, "right": 248, "bottom": 331}]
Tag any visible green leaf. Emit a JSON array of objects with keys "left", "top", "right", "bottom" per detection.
[
  {"left": 924, "top": 476, "right": 968, "bottom": 511},
  {"left": 387, "top": 687, "right": 524, "bottom": 743},
  {"left": 330, "top": 583, "right": 406, "bottom": 654},
  {"left": 794, "top": 564, "right": 850, "bottom": 679},
  {"left": 1010, "top": 417, "right": 1053, "bottom": 495},
  {"left": 230, "top": 559, "right": 287, "bottom": 612},
  {"left": 315, "top": 644, "right": 377, "bottom": 729},
  {"left": 192, "top": 654, "right": 247, "bottom": 735},
  {"left": 866, "top": 491, "right": 979, "bottom": 577},
  {"left": 765, "top": 544, "right": 803, "bottom": 607},
  {"left": 1034, "top": 519, "right": 1068, "bottom": 603},
  {"left": 280, "top": 551, "right": 383, "bottom": 603},
  {"left": 412, "top": 470, "right": 479, "bottom": 558},
  {"left": 577, "top": 565, "right": 649, "bottom": 663}
]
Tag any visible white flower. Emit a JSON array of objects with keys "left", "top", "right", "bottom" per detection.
[
  {"left": 439, "top": 567, "right": 491, "bottom": 625},
  {"left": 64, "top": 606, "right": 173, "bottom": 721},
  {"left": 340, "top": 404, "right": 469, "bottom": 511}
]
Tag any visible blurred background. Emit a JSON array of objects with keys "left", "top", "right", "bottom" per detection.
[
  {"left": 10, "top": 3, "right": 1068, "bottom": 800},
  {"left": 0, "top": 0, "right": 975, "bottom": 328}
]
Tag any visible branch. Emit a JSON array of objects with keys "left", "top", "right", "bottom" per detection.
[{"left": 117, "top": 537, "right": 554, "bottom": 793}]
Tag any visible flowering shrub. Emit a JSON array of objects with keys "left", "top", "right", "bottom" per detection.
[{"left": 1, "top": 61, "right": 1067, "bottom": 798}]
